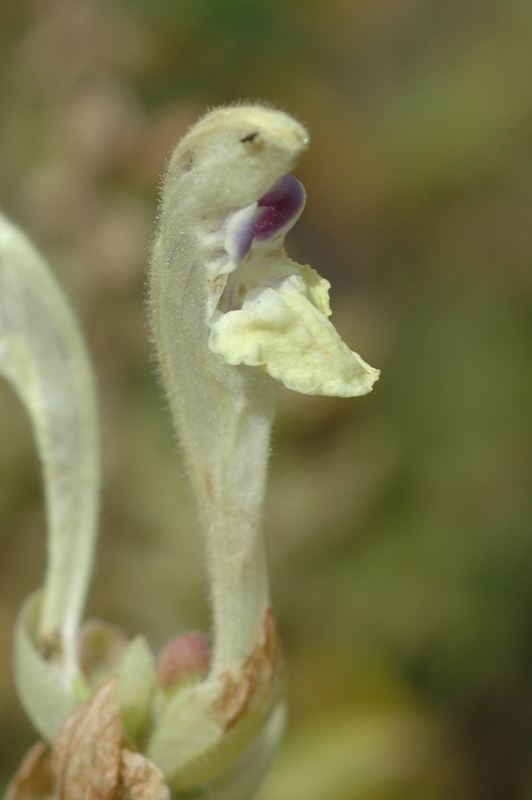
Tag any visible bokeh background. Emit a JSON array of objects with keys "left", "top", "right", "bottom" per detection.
[{"left": 0, "top": 1, "right": 531, "bottom": 798}]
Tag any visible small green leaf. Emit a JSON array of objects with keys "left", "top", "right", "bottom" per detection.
[
  {"left": 117, "top": 636, "right": 157, "bottom": 741},
  {"left": 13, "top": 592, "right": 77, "bottom": 741}
]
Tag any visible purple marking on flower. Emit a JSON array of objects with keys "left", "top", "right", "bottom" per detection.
[
  {"left": 254, "top": 174, "right": 306, "bottom": 241},
  {"left": 223, "top": 175, "right": 306, "bottom": 264}
]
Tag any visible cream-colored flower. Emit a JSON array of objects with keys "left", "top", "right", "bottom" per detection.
[{"left": 208, "top": 172, "right": 379, "bottom": 396}]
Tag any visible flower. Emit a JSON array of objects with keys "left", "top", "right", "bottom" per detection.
[
  {"left": 209, "top": 172, "right": 379, "bottom": 397},
  {"left": 3, "top": 103, "right": 380, "bottom": 800}
]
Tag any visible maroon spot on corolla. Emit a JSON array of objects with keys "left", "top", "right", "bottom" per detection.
[
  {"left": 223, "top": 174, "right": 306, "bottom": 263},
  {"left": 254, "top": 174, "right": 306, "bottom": 241}
]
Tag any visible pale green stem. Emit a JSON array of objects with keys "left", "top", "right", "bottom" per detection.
[
  {"left": 0, "top": 213, "right": 99, "bottom": 681},
  {"left": 150, "top": 216, "right": 276, "bottom": 676}
]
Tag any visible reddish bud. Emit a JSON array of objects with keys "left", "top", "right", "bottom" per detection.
[{"left": 157, "top": 633, "right": 210, "bottom": 691}]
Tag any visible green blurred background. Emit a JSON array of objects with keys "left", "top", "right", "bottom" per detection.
[{"left": 0, "top": 1, "right": 531, "bottom": 797}]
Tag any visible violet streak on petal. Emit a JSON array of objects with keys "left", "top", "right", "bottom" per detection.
[
  {"left": 223, "top": 175, "right": 306, "bottom": 265},
  {"left": 254, "top": 174, "right": 306, "bottom": 241}
]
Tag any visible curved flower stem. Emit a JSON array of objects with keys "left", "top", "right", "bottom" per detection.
[{"left": 0, "top": 213, "right": 99, "bottom": 682}]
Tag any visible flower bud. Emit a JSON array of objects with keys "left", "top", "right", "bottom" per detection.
[{"left": 157, "top": 633, "right": 210, "bottom": 691}]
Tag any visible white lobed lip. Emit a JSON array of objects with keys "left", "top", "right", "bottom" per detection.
[
  {"left": 209, "top": 261, "right": 379, "bottom": 397},
  {"left": 212, "top": 169, "right": 379, "bottom": 397},
  {"left": 211, "top": 186, "right": 380, "bottom": 398}
]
